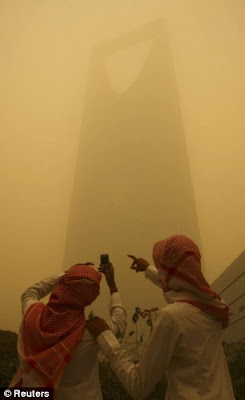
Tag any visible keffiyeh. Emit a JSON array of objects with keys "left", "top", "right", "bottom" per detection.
[
  {"left": 10, "top": 264, "right": 102, "bottom": 389},
  {"left": 153, "top": 235, "right": 229, "bottom": 328}
]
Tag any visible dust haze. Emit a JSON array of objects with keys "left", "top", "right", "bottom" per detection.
[{"left": 1, "top": 0, "right": 245, "bottom": 332}]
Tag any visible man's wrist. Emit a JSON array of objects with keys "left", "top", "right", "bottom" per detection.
[{"left": 108, "top": 282, "right": 118, "bottom": 294}]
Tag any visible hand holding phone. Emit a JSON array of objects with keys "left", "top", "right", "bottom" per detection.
[
  {"left": 100, "top": 254, "right": 109, "bottom": 266},
  {"left": 99, "top": 255, "right": 117, "bottom": 293}
]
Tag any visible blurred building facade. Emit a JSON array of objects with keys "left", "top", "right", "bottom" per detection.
[{"left": 212, "top": 251, "right": 245, "bottom": 344}]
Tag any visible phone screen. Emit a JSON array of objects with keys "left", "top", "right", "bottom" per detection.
[{"left": 100, "top": 254, "right": 109, "bottom": 265}]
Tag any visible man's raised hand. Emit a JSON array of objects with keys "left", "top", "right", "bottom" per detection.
[
  {"left": 128, "top": 255, "right": 150, "bottom": 273},
  {"left": 99, "top": 262, "right": 118, "bottom": 294},
  {"left": 86, "top": 317, "right": 110, "bottom": 339}
]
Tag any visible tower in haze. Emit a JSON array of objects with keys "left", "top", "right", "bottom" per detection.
[{"left": 63, "top": 21, "right": 200, "bottom": 269}]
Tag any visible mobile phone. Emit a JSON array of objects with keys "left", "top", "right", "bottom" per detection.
[{"left": 100, "top": 254, "right": 109, "bottom": 265}]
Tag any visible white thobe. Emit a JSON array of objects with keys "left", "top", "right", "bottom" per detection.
[
  {"left": 18, "top": 273, "right": 127, "bottom": 400},
  {"left": 97, "top": 266, "right": 235, "bottom": 400}
]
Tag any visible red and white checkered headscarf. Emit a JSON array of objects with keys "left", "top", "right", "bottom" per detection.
[
  {"left": 153, "top": 235, "right": 229, "bottom": 328},
  {"left": 11, "top": 264, "right": 102, "bottom": 389}
]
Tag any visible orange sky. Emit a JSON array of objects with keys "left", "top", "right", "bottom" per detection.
[{"left": 1, "top": 0, "right": 245, "bottom": 332}]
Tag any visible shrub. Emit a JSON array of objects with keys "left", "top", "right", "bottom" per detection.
[
  {"left": 223, "top": 340, "right": 245, "bottom": 400},
  {"left": 0, "top": 330, "right": 19, "bottom": 387}
]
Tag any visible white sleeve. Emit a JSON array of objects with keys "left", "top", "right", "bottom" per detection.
[
  {"left": 97, "top": 311, "right": 179, "bottom": 400},
  {"left": 106, "top": 292, "right": 127, "bottom": 339},
  {"left": 145, "top": 265, "right": 163, "bottom": 289},
  {"left": 21, "top": 272, "right": 65, "bottom": 315}
]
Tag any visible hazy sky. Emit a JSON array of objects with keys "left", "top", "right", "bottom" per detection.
[{"left": 1, "top": 0, "right": 245, "bottom": 332}]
